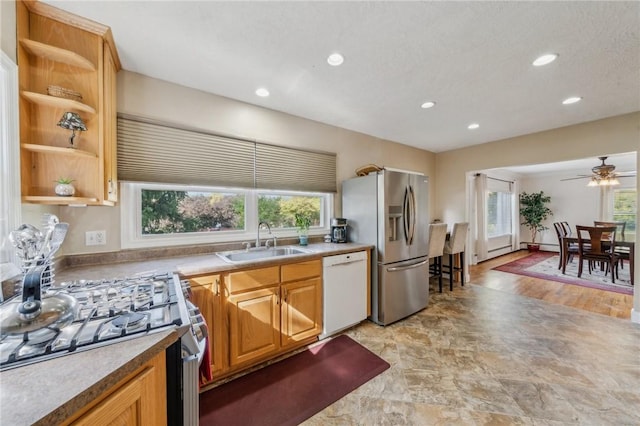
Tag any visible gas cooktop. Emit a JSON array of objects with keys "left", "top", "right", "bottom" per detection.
[{"left": 0, "top": 273, "right": 184, "bottom": 371}]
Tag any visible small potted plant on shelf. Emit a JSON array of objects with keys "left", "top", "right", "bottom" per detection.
[
  {"left": 54, "top": 177, "right": 76, "bottom": 197},
  {"left": 294, "top": 213, "right": 312, "bottom": 246},
  {"left": 519, "top": 191, "right": 553, "bottom": 252}
]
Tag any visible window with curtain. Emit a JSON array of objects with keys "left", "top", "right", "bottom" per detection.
[
  {"left": 117, "top": 115, "right": 336, "bottom": 248},
  {"left": 486, "top": 191, "right": 513, "bottom": 238}
]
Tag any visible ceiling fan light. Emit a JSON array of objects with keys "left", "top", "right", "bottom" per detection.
[
  {"left": 610, "top": 178, "right": 620, "bottom": 185},
  {"left": 587, "top": 178, "right": 599, "bottom": 187}
]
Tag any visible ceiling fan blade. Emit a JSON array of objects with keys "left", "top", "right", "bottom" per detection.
[{"left": 560, "top": 175, "right": 592, "bottom": 181}]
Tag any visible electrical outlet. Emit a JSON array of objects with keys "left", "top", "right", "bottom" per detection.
[{"left": 86, "top": 230, "right": 107, "bottom": 246}]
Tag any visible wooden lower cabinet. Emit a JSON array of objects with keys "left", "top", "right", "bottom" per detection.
[
  {"left": 187, "top": 258, "right": 323, "bottom": 384},
  {"left": 64, "top": 351, "right": 166, "bottom": 426},
  {"left": 228, "top": 286, "right": 280, "bottom": 367},
  {"left": 188, "top": 275, "right": 226, "bottom": 376},
  {"left": 281, "top": 277, "right": 322, "bottom": 348}
]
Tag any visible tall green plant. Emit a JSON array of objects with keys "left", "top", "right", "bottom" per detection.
[
  {"left": 519, "top": 191, "right": 553, "bottom": 244},
  {"left": 294, "top": 212, "right": 312, "bottom": 235}
]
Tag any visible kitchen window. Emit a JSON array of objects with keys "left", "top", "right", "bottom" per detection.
[
  {"left": 612, "top": 188, "right": 637, "bottom": 234},
  {"left": 121, "top": 182, "right": 332, "bottom": 249}
]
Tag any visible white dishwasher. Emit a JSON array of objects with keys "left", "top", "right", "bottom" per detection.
[{"left": 320, "top": 250, "right": 368, "bottom": 339}]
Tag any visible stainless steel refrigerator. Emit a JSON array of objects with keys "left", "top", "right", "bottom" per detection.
[{"left": 342, "top": 170, "right": 430, "bottom": 325}]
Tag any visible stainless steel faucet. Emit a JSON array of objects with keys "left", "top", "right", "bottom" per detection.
[{"left": 256, "top": 222, "right": 271, "bottom": 248}]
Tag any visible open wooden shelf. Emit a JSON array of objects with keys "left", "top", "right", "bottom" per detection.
[
  {"left": 19, "top": 38, "right": 96, "bottom": 71},
  {"left": 21, "top": 143, "right": 98, "bottom": 158},
  {"left": 22, "top": 195, "right": 101, "bottom": 205},
  {"left": 18, "top": 0, "right": 120, "bottom": 206},
  {"left": 21, "top": 91, "right": 96, "bottom": 114}
]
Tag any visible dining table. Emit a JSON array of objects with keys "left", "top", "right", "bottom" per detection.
[{"left": 561, "top": 234, "right": 635, "bottom": 286}]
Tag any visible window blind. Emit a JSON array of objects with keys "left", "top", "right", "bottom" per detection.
[
  {"left": 255, "top": 143, "right": 336, "bottom": 192},
  {"left": 117, "top": 116, "right": 337, "bottom": 192}
]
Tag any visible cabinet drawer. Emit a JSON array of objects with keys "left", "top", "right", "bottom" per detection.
[
  {"left": 189, "top": 275, "right": 219, "bottom": 289},
  {"left": 281, "top": 260, "right": 321, "bottom": 282},
  {"left": 226, "top": 267, "right": 280, "bottom": 294}
]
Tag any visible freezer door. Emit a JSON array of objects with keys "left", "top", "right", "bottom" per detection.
[
  {"left": 375, "top": 257, "right": 430, "bottom": 325},
  {"left": 378, "top": 171, "right": 429, "bottom": 263}
]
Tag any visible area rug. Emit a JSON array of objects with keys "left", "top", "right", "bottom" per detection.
[
  {"left": 494, "top": 251, "right": 633, "bottom": 295},
  {"left": 199, "top": 335, "right": 390, "bottom": 426}
]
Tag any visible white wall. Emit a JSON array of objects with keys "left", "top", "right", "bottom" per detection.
[
  {"left": 0, "top": 0, "right": 16, "bottom": 62},
  {"left": 435, "top": 112, "right": 640, "bottom": 226}
]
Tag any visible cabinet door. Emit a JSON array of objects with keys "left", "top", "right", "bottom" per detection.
[
  {"left": 281, "top": 277, "right": 322, "bottom": 348},
  {"left": 189, "top": 275, "right": 226, "bottom": 379},
  {"left": 228, "top": 286, "right": 280, "bottom": 367},
  {"left": 70, "top": 352, "right": 166, "bottom": 426},
  {"left": 103, "top": 43, "right": 118, "bottom": 203}
]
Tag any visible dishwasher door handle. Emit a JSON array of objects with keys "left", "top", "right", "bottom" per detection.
[
  {"left": 386, "top": 259, "right": 429, "bottom": 272},
  {"left": 327, "top": 259, "right": 366, "bottom": 267}
]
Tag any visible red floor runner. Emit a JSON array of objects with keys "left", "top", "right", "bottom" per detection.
[{"left": 199, "top": 335, "right": 390, "bottom": 426}]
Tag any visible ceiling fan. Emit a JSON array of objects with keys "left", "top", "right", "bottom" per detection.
[{"left": 561, "top": 156, "right": 637, "bottom": 186}]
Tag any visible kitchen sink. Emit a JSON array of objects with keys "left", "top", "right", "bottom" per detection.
[{"left": 216, "top": 246, "right": 313, "bottom": 263}]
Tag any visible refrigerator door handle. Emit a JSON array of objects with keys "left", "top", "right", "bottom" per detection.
[
  {"left": 408, "top": 185, "right": 416, "bottom": 245},
  {"left": 403, "top": 186, "right": 410, "bottom": 244},
  {"left": 386, "top": 258, "right": 429, "bottom": 272}
]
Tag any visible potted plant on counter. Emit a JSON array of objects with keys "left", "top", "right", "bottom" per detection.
[
  {"left": 294, "top": 213, "right": 312, "bottom": 246},
  {"left": 519, "top": 191, "right": 553, "bottom": 252}
]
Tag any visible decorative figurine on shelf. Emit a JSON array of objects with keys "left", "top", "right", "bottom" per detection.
[
  {"left": 54, "top": 177, "right": 76, "bottom": 197},
  {"left": 57, "top": 111, "right": 87, "bottom": 148}
]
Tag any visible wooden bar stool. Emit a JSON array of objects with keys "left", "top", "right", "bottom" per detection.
[
  {"left": 426, "top": 223, "right": 448, "bottom": 293},
  {"left": 443, "top": 222, "right": 469, "bottom": 291}
]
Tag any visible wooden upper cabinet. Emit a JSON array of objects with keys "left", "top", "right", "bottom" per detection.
[{"left": 17, "top": 0, "right": 121, "bottom": 205}]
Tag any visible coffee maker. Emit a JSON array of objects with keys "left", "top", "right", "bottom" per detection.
[{"left": 330, "top": 218, "right": 348, "bottom": 243}]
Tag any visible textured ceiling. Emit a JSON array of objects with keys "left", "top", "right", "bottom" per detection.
[{"left": 43, "top": 1, "right": 640, "bottom": 154}]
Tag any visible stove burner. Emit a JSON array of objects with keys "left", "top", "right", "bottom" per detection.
[{"left": 112, "top": 312, "right": 145, "bottom": 329}]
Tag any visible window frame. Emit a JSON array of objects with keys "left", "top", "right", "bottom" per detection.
[
  {"left": 611, "top": 185, "right": 637, "bottom": 234},
  {"left": 120, "top": 181, "right": 333, "bottom": 249},
  {"left": 0, "top": 52, "right": 21, "bottom": 281}
]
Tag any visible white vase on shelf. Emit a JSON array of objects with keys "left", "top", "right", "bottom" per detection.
[{"left": 55, "top": 182, "right": 75, "bottom": 197}]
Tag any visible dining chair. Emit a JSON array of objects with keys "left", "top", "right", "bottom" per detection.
[
  {"left": 553, "top": 222, "right": 563, "bottom": 269},
  {"left": 575, "top": 225, "right": 619, "bottom": 283},
  {"left": 560, "top": 221, "right": 572, "bottom": 236},
  {"left": 554, "top": 222, "right": 578, "bottom": 269},
  {"left": 426, "top": 223, "right": 448, "bottom": 293},
  {"left": 594, "top": 221, "right": 629, "bottom": 270},
  {"left": 443, "top": 222, "right": 468, "bottom": 291}
]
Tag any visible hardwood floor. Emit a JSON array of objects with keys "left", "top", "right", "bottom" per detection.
[{"left": 468, "top": 250, "right": 634, "bottom": 320}]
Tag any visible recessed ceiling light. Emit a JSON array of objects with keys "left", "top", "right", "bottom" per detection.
[
  {"left": 533, "top": 53, "right": 558, "bottom": 66},
  {"left": 562, "top": 96, "right": 582, "bottom": 105},
  {"left": 468, "top": 123, "right": 480, "bottom": 130},
  {"left": 255, "top": 88, "right": 270, "bottom": 97},
  {"left": 327, "top": 53, "right": 344, "bottom": 66},
  {"left": 421, "top": 101, "right": 436, "bottom": 109}
]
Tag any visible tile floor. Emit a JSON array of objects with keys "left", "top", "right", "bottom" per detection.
[{"left": 304, "top": 281, "right": 640, "bottom": 425}]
